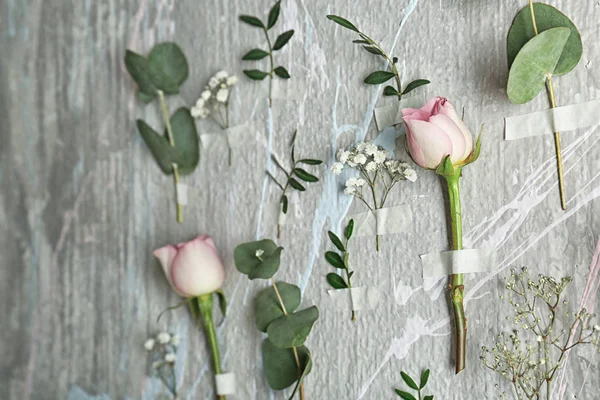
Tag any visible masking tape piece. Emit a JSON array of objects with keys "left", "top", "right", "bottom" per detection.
[
  {"left": 176, "top": 183, "right": 188, "bottom": 206},
  {"left": 201, "top": 122, "right": 253, "bottom": 149},
  {"left": 420, "top": 248, "right": 498, "bottom": 278},
  {"left": 373, "top": 98, "right": 424, "bottom": 131},
  {"left": 347, "top": 205, "right": 413, "bottom": 238},
  {"left": 278, "top": 210, "right": 288, "bottom": 226},
  {"left": 327, "top": 287, "right": 382, "bottom": 311},
  {"left": 215, "top": 373, "right": 236, "bottom": 395},
  {"left": 505, "top": 98, "right": 600, "bottom": 140},
  {"left": 262, "top": 200, "right": 294, "bottom": 228},
  {"left": 271, "top": 79, "right": 304, "bottom": 101}
]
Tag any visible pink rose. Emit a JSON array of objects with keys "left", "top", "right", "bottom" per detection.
[
  {"left": 153, "top": 235, "right": 226, "bottom": 297},
  {"left": 402, "top": 97, "right": 474, "bottom": 169}
]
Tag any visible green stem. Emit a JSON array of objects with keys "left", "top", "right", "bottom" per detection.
[
  {"left": 343, "top": 250, "right": 356, "bottom": 322},
  {"left": 225, "top": 101, "right": 232, "bottom": 167},
  {"left": 263, "top": 27, "right": 274, "bottom": 107},
  {"left": 444, "top": 169, "right": 466, "bottom": 374},
  {"left": 197, "top": 294, "right": 226, "bottom": 400}
]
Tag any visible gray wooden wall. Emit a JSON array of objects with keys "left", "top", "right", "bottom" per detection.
[{"left": 2, "top": 0, "right": 599, "bottom": 399}]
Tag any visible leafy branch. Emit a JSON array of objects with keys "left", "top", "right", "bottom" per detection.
[
  {"left": 324, "top": 219, "right": 356, "bottom": 321},
  {"left": 241, "top": 1, "right": 295, "bottom": 107},
  {"left": 267, "top": 131, "right": 322, "bottom": 239},
  {"left": 395, "top": 369, "right": 434, "bottom": 400},
  {"left": 327, "top": 15, "right": 429, "bottom": 100}
]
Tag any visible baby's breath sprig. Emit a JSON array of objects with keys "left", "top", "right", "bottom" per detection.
[
  {"left": 325, "top": 219, "right": 357, "bottom": 321},
  {"left": 240, "top": 1, "right": 295, "bottom": 107},
  {"left": 144, "top": 331, "right": 181, "bottom": 398},
  {"left": 191, "top": 70, "right": 238, "bottom": 166},
  {"left": 332, "top": 141, "right": 417, "bottom": 251},
  {"left": 327, "top": 15, "right": 430, "bottom": 101},
  {"left": 481, "top": 268, "right": 600, "bottom": 400},
  {"left": 394, "top": 369, "right": 434, "bottom": 400},
  {"left": 267, "top": 131, "right": 323, "bottom": 239}
]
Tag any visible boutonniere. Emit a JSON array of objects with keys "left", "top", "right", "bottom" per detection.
[{"left": 125, "top": 43, "right": 199, "bottom": 223}]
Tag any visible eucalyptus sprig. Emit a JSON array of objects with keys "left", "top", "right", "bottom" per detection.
[
  {"left": 240, "top": 1, "right": 295, "bottom": 107},
  {"left": 125, "top": 42, "right": 199, "bottom": 223},
  {"left": 394, "top": 369, "right": 434, "bottom": 400},
  {"left": 234, "top": 240, "right": 319, "bottom": 400},
  {"left": 267, "top": 131, "right": 323, "bottom": 239},
  {"left": 327, "top": 15, "right": 430, "bottom": 100},
  {"left": 481, "top": 268, "right": 600, "bottom": 400},
  {"left": 324, "top": 219, "right": 357, "bottom": 321}
]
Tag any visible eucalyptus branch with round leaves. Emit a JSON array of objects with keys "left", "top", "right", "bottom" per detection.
[
  {"left": 267, "top": 131, "right": 323, "bottom": 239},
  {"left": 240, "top": 1, "right": 294, "bottom": 107},
  {"left": 234, "top": 240, "right": 318, "bottom": 400},
  {"left": 324, "top": 219, "right": 358, "bottom": 321},
  {"left": 481, "top": 268, "right": 600, "bottom": 400},
  {"left": 327, "top": 15, "right": 430, "bottom": 100},
  {"left": 395, "top": 369, "right": 434, "bottom": 400},
  {"left": 125, "top": 43, "right": 199, "bottom": 223},
  {"left": 506, "top": 1, "right": 583, "bottom": 210}
]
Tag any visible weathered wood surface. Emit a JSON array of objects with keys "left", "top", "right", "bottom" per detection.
[{"left": 2, "top": 0, "right": 599, "bottom": 399}]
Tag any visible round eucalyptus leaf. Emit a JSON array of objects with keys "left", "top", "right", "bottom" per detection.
[
  {"left": 507, "top": 27, "right": 570, "bottom": 104},
  {"left": 262, "top": 339, "right": 312, "bottom": 391},
  {"left": 148, "top": 42, "right": 190, "bottom": 87},
  {"left": 167, "top": 108, "right": 199, "bottom": 175},
  {"left": 507, "top": 3, "right": 582, "bottom": 76},
  {"left": 266, "top": 306, "right": 319, "bottom": 349},
  {"left": 255, "top": 282, "right": 301, "bottom": 332},
  {"left": 136, "top": 119, "right": 181, "bottom": 175},
  {"left": 234, "top": 239, "right": 282, "bottom": 280}
]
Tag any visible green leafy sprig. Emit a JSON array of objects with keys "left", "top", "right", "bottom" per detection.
[
  {"left": 324, "top": 219, "right": 357, "bottom": 321},
  {"left": 394, "top": 369, "right": 434, "bottom": 400},
  {"left": 327, "top": 15, "right": 429, "bottom": 100},
  {"left": 240, "top": 1, "right": 295, "bottom": 107},
  {"left": 124, "top": 42, "right": 199, "bottom": 223},
  {"left": 267, "top": 131, "right": 323, "bottom": 239},
  {"left": 234, "top": 240, "right": 318, "bottom": 400}
]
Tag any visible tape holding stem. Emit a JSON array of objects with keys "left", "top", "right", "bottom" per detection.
[
  {"left": 348, "top": 205, "right": 413, "bottom": 238},
  {"left": 215, "top": 372, "right": 236, "bottom": 395},
  {"left": 327, "top": 287, "right": 382, "bottom": 311},
  {"left": 420, "top": 248, "right": 498, "bottom": 278}
]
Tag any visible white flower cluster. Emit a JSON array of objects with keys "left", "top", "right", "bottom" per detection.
[
  {"left": 144, "top": 331, "right": 180, "bottom": 365},
  {"left": 191, "top": 70, "right": 238, "bottom": 119}
]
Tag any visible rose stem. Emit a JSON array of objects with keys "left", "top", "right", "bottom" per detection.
[
  {"left": 271, "top": 279, "right": 305, "bottom": 399},
  {"left": 445, "top": 169, "right": 466, "bottom": 374},
  {"left": 157, "top": 89, "right": 183, "bottom": 223},
  {"left": 529, "top": 0, "right": 567, "bottom": 210},
  {"left": 197, "top": 294, "right": 226, "bottom": 400}
]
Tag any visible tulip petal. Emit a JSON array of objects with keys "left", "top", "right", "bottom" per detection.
[
  {"left": 404, "top": 119, "right": 454, "bottom": 169},
  {"left": 439, "top": 101, "right": 474, "bottom": 159},
  {"left": 428, "top": 114, "right": 467, "bottom": 163}
]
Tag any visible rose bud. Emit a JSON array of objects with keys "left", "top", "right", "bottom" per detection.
[
  {"left": 402, "top": 97, "right": 474, "bottom": 169},
  {"left": 153, "top": 235, "right": 226, "bottom": 297}
]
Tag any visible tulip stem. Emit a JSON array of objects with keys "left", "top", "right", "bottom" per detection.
[
  {"left": 444, "top": 169, "right": 466, "bottom": 374},
  {"left": 197, "top": 294, "right": 226, "bottom": 400}
]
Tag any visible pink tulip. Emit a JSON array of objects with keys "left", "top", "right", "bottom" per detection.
[
  {"left": 402, "top": 97, "right": 474, "bottom": 169},
  {"left": 153, "top": 235, "right": 226, "bottom": 297}
]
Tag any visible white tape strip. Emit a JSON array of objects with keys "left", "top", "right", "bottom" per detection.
[
  {"left": 215, "top": 372, "right": 236, "bottom": 395},
  {"left": 327, "top": 287, "right": 382, "bottom": 311},
  {"left": 176, "top": 183, "right": 188, "bottom": 206},
  {"left": 271, "top": 79, "right": 304, "bottom": 101},
  {"left": 373, "top": 98, "right": 424, "bottom": 131},
  {"left": 505, "top": 98, "right": 600, "bottom": 140},
  {"left": 201, "top": 122, "right": 254, "bottom": 149},
  {"left": 420, "top": 248, "right": 498, "bottom": 278},
  {"left": 262, "top": 200, "right": 294, "bottom": 228},
  {"left": 348, "top": 205, "right": 413, "bottom": 238}
]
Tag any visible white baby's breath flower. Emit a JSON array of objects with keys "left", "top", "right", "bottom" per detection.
[
  {"left": 347, "top": 160, "right": 357, "bottom": 168},
  {"left": 353, "top": 154, "right": 367, "bottom": 165},
  {"left": 216, "top": 88, "right": 229, "bottom": 103},
  {"left": 170, "top": 335, "right": 180, "bottom": 346},
  {"left": 364, "top": 143, "right": 378, "bottom": 156},
  {"left": 195, "top": 98, "right": 205, "bottom": 109},
  {"left": 226, "top": 75, "right": 238, "bottom": 86},
  {"left": 594, "top": 325, "right": 600, "bottom": 332},
  {"left": 344, "top": 186, "right": 356, "bottom": 195},
  {"left": 208, "top": 76, "right": 219, "bottom": 89},
  {"left": 536, "top": 336, "right": 543, "bottom": 342},
  {"left": 355, "top": 178, "right": 366, "bottom": 187},
  {"left": 144, "top": 338, "right": 155, "bottom": 351},
  {"left": 404, "top": 168, "right": 417, "bottom": 182},
  {"left": 191, "top": 106, "right": 210, "bottom": 119},
  {"left": 398, "top": 162, "right": 410, "bottom": 169},
  {"left": 338, "top": 150, "right": 350, "bottom": 164},
  {"left": 331, "top": 162, "right": 344, "bottom": 175},
  {"left": 355, "top": 142, "right": 367, "bottom": 153},
  {"left": 255, "top": 249, "right": 265, "bottom": 258},
  {"left": 201, "top": 90, "right": 211, "bottom": 101},
  {"left": 385, "top": 160, "right": 398, "bottom": 173},
  {"left": 539, "top": 358, "right": 545, "bottom": 365},
  {"left": 215, "top": 70, "right": 228, "bottom": 80},
  {"left": 365, "top": 161, "right": 378, "bottom": 172},
  {"left": 157, "top": 332, "right": 171, "bottom": 344},
  {"left": 373, "top": 151, "right": 387, "bottom": 164},
  {"left": 220, "top": 83, "right": 227, "bottom": 89},
  {"left": 165, "top": 353, "right": 176, "bottom": 363}
]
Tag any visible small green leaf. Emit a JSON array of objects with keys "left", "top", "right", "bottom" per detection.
[
  {"left": 281, "top": 195, "right": 288, "bottom": 214},
  {"left": 148, "top": 42, "right": 189, "bottom": 87},
  {"left": 326, "top": 15, "right": 359, "bottom": 32},
  {"left": 255, "top": 282, "right": 301, "bottom": 332},
  {"left": 347, "top": 271, "right": 354, "bottom": 279},
  {"left": 243, "top": 69, "right": 270, "bottom": 80},
  {"left": 362, "top": 46, "right": 384, "bottom": 56},
  {"left": 267, "top": 1, "right": 281, "bottom": 29},
  {"left": 125, "top": 50, "right": 158, "bottom": 95},
  {"left": 293, "top": 168, "right": 318, "bottom": 182},
  {"left": 402, "top": 79, "right": 430, "bottom": 95},
  {"left": 395, "top": 390, "right": 417, "bottom": 400},
  {"left": 345, "top": 219, "right": 354, "bottom": 240},
  {"left": 242, "top": 48, "right": 270, "bottom": 60},
  {"left": 168, "top": 108, "right": 200, "bottom": 175},
  {"left": 262, "top": 339, "right": 312, "bottom": 390},
  {"left": 352, "top": 39, "right": 370, "bottom": 44},
  {"left": 298, "top": 159, "right": 323, "bottom": 165},
  {"left": 287, "top": 351, "right": 312, "bottom": 400},
  {"left": 327, "top": 231, "right": 345, "bottom": 252},
  {"left": 325, "top": 251, "right": 346, "bottom": 269},
  {"left": 364, "top": 71, "right": 396, "bottom": 85},
  {"left": 423, "top": 396, "right": 434, "bottom": 400},
  {"left": 137, "top": 119, "right": 179, "bottom": 175},
  {"left": 435, "top": 155, "right": 455, "bottom": 177},
  {"left": 233, "top": 239, "right": 283, "bottom": 280},
  {"left": 274, "top": 66, "right": 291, "bottom": 79},
  {"left": 401, "top": 371, "right": 419, "bottom": 391},
  {"left": 215, "top": 289, "right": 227, "bottom": 317},
  {"left": 420, "top": 369, "right": 430, "bottom": 389},
  {"left": 266, "top": 306, "right": 319, "bottom": 348},
  {"left": 327, "top": 273, "right": 348, "bottom": 289},
  {"left": 240, "top": 15, "right": 264, "bottom": 28},
  {"left": 383, "top": 86, "right": 399, "bottom": 97},
  {"left": 288, "top": 178, "right": 305, "bottom": 191},
  {"left": 273, "top": 30, "right": 295, "bottom": 50}
]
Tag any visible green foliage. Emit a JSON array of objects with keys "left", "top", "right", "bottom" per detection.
[
  {"left": 324, "top": 219, "right": 356, "bottom": 311},
  {"left": 326, "top": 14, "right": 359, "bottom": 32},
  {"left": 255, "top": 282, "right": 301, "bottom": 332},
  {"left": 364, "top": 71, "right": 396, "bottom": 85},
  {"left": 233, "top": 239, "right": 283, "bottom": 280},
  {"left": 273, "top": 30, "right": 295, "bottom": 51},
  {"left": 326, "top": 273, "right": 348, "bottom": 289},
  {"left": 266, "top": 306, "right": 319, "bottom": 348},
  {"left": 262, "top": 339, "right": 312, "bottom": 393},
  {"left": 395, "top": 369, "right": 434, "bottom": 400},
  {"left": 242, "top": 49, "right": 270, "bottom": 60},
  {"left": 507, "top": 27, "right": 570, "bottom": 104},
  {"left": 402, "top": 79, "right": 431, "bottom": 96},
  {"left": 243, "top": 69, "right": 270, "bottom": 80}
]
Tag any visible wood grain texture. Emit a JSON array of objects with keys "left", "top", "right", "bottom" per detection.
[{"left": 1, "top": 0, "right": 599, "bottom": 399}]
